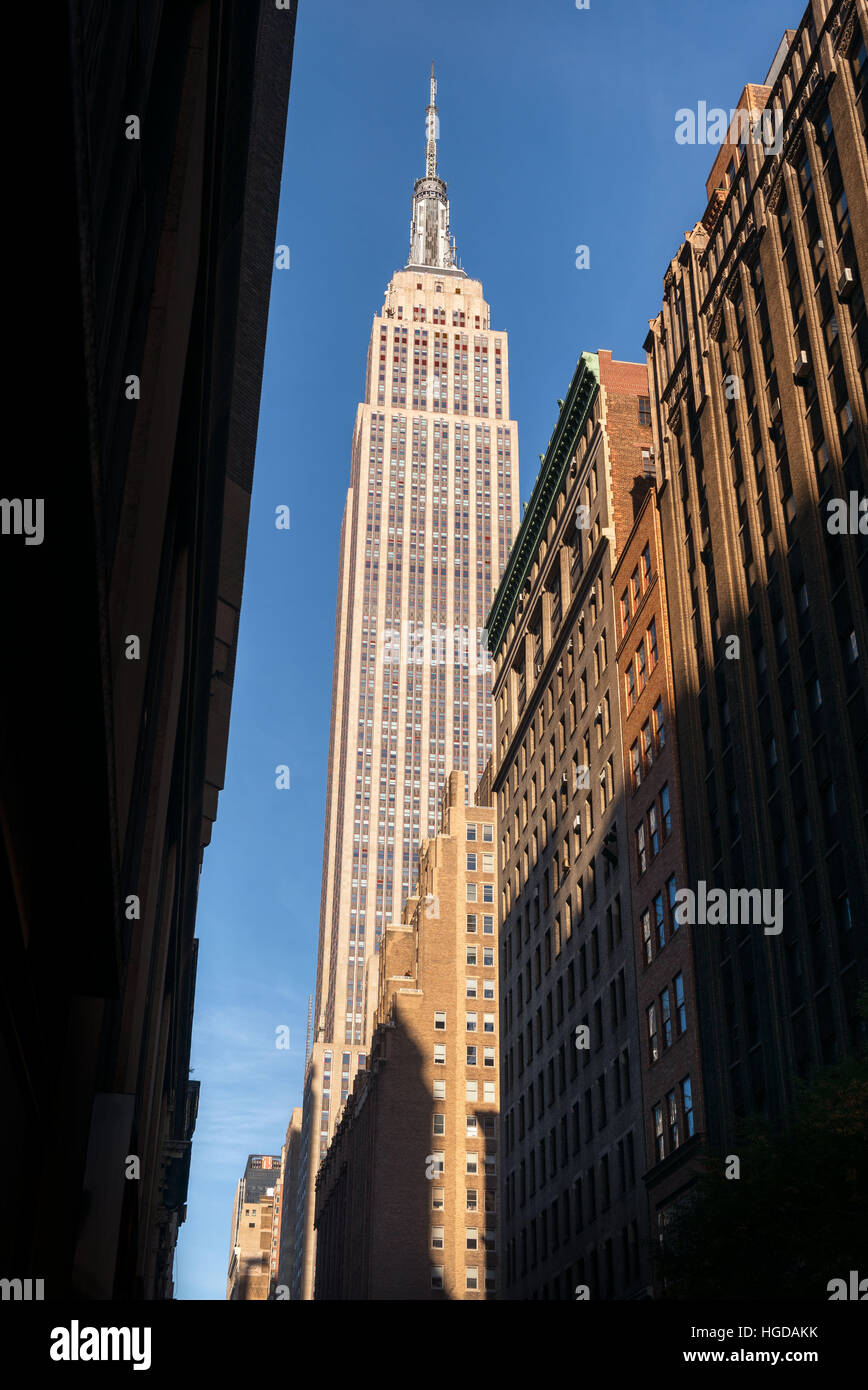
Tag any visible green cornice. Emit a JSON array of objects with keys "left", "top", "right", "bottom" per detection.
[{"left": 486, "top": 352, "right": 600, "bottom": 657}]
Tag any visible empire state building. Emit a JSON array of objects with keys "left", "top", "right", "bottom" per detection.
[{"left": 290, "top": 67, "right": 520, "bottom": 1299}]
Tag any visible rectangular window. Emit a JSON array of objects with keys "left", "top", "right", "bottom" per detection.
[
  {"left": 466, "top": 914, "right": 478, "bottom": 934},
  {"left": 466, "top": 1228, "right": 479, "bottom": 1250},
  {"left": 647, "top": 617, "right": 658, "bottom": 671},
  {"left": 655, "top": 892, "right": 665, "bottom": 949},
  {"left": 653, "top": 697, "right": 665, "bottom": 749},
  {"left": 466, "top": 1012, "right": 478, "bottom": 1032},
  {"left": 431, "top": 1266, "right": 444, "bottom": 1289},
  {"left": 653, "top": 1103, "right": 664, "bottom": 1160},
  {"left": 667, "top": 1089, "right": 679, "bottom": 1150},
  {"left": 681, "top": 1076, "right": 694, "bottom": 1137},
  {"left": 647, "top": 1004, "right": 659, "bottom": 1062},
  {"left": 466, "top": 852, "right": 477, "bottom": 871},
  {"left": 466, "top": 1152, "right": 478, "bottom": 1174},
  {"left": 674, "top": 972, "right": 686, "bottom": 1034},
  {"left": 466, "top": 1080, "right": 478, "bottom": 1101},
  {"left": 466, "top": 1188, "right": 478, "bottom": 1211},
  {"left": 466, "top": 1115, "right": 479, "bottom": 1138},
  {"left": 483, "top": 1047, "right": 496, "bottom": 1068},
  {"left": 635, "top": 822, "right": 647, "bottom": 875},
  {"left": 433, "top": 1080, "right": 446, "bottom": 1099},
  {"left": 434, "top": 1043, "right": 446, "bottom": 1065},
  {"left": 465, "top": 1267, "right": 479, "bottom": 1290},
  {"left": 431, "top": 1226, "right": 445, "bottom": 1249},
  {"left": 648, "top": 803, "right": 659, "bottom": 857},
  {"left": 483, "top": 883, "right": 494, "bottom": 903},
  {"left": 483, "top": 1081, "right": 496, "bottom": 1102},
  {"left": 466, "top": 1045, "right": 478, "bottom": 1066},
  {"left": 466, "top": 883, "right": 478, "bottom": 902},
  {"left": 434, "top": 1011, "right": 446, "bottom": 1030},
  {"left": 483, "top": 915, "right": 494, "bottom": 935},
  {"left": 467, "top": 824, "right": 477, "bottom": 841},
  {"left": 432, "top": 1187, "right": 444, "bottom": 1209},
  {"left": 661, "top": 987, "right": 672, "bottom": 1048},
  {"left": 483, "top": 1013, "right": 496, "bottom": 1033},
  {"left": 661, "top": 783, "right": 671, "bottom": 838},
  {"left": 641, "top": 908, "right": 652, "bottom": 964}
]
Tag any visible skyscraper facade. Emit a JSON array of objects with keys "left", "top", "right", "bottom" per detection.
[{"left": 290, "top": 69, "right": 520, "bottom": 1298}]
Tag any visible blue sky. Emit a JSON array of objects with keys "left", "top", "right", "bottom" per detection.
[{"left": 175, "top": 0, "right": 798, "bottom": 1299}]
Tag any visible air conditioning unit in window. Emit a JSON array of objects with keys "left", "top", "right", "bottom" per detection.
[
  {"left": 793, "top": 349, "right": 811, "bottom": 381},
  {"left": 837, "top": 268, "right": 855, "bottom": 301},
  {"left": 594, "top": 704, "right": 603, "bottom": 722}
]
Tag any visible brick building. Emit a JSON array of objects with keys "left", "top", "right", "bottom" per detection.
[
  {"left": 611, "top": 487, "right": 705, "bottom": 1270},
  {"left": 487, "top": 350, "right": 660, "bottom": 1299},
  {"left": 226, "top": 1155, "right": 281, "bottom": 1301},
  {"left": 643, "top": 0, "right": 867, "bottom": 1164},
  {"left": 314, "top": 770, "right": 500, "bottom": 1299}
]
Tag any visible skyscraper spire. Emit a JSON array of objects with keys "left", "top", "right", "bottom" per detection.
[
  {"left": 425, "top": 62, "right": 438, "bottom": 178},
  {"left": 408, "top": 63, "right": 460, "bottom": 271}
]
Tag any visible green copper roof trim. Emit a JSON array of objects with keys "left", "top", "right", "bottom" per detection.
[{"left": 486, "top": 352, "right": 600, "bottom": 657}]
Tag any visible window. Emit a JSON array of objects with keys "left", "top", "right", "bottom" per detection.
[
  {"left": 482, "top": 883, "right": 494, "bottom": 903},
  {"left": 626, "top": 663, "right": 636, "bottom": 712},
  {"left": 483, "top": 915, "right": 494, "bottom": 935},
  {"left": 641, "top": 544, "right": 651, "bottom": 589},
  {"left": 467, "top": 852, "right": 477, "bottom": 871},
  {"left": 466, "top": 1080, "right": 478, "bottom": 1101},
  {"left": 483, "top": 979, "right": 495, "bottom": 1000},
  {"left": 466, "top": 1188, "right": 478, "bottom": 1211},
  {"left": 483, "top": 947, "right": 494, "bottom": 967},
  {"left": 467, "top": 824, "right": 477, "bottom": 841},
  {"left": 430, "top": 1152, "right": 445, "bottom": 1176},
  {"left": 661, "top": 783, "right": 671, "bottom": 838},
  {"left": 653, "top": 697, "right": 665, "bottom": 749},
  {"left": 483, "top": 1081, "right": 496, "bottom": 1102},
  {"left": 655, "top": 892, "right": 665, "bottom": 949},
  {"left": 636, "top": 642, "right": 646, "bottom": 694},
  {"left": 648, "top": 804, "right": 659, "bottom": 858},
  {"left": 432, "top": 1187, "right": 445, "bottom": 1209},
  {"left": 466, "top": 1115, "right": 479, "bottom": 1138},
  {"left": 467, "top": 1046, "right": 478, "bottom": 1066},
  {"left": 639, "top": 396, "right": 651, "bottom": 426},
  {"left": 431, "top": 1226, "right": 445, "bottom": 1249},
  {"left": 466, "top": 1152, "right": 479, "bottom": 1174},
  {"left": 661, "top": 987, "right": 672, "bottom": 1048},
  {"left": 630, "top": 741, "right": 641, "bottom": 790},
  {"left": 434, "top": 1011, "right": 446, "bottom": 1030},
  {"left": 647, "top": 618, "right": 658, "bottom": 671},
  {"left": 653, "top": 1103, "right": 664, "bottom": 1160},
  {"left": 434, "top": 1043, "right": 446, "bottom": 1065},
  {"left": 466, "top": 883, "right": 478, "bottom": 902},
  {"left": 482, "top": 853, "right": 494, "bottom": 873},
  {"left": 635, "top": 822, "right": 647, "bottom": 875},
  {"left": 483, "top": 823, "right": 494, "bottom": 843},
  {"left": 466, "top": 1228, "right": 479, "bottom": 1250},
  {"left": 483, "top": 1013, "right": 496, "bottom": 1033},
  {"left": 668, "top": 876, "right": 679, "bottom": 933},
  {"left": 433, "top": 1080, "right": 446, "bottom": 1099},
  {"left": 466, "top": 914, "right": 477, "bottom": 934},
  {"left": 641, "top": 909, "right": 652, "bottom": 964},
  {"left": 466, "top": 1012, "right": 478, "bottom": 1032},
  {"left": 466, "top": 977, "right": 478, "bottom": 998},
  {"left": 647, "top": 1004, "right": 659, "bottom": 1062},
  {"left": 484, "top": 1047, "right": 496, "bottom": 1067},
  {"left": 681, "top": 1077, "right": 695, "bottom": 1137},
  {"left": 674, "top": 972, "right": 686, "bottom": 1034},
  {"left": 667, "top": 1090, "right": 679, "bottom": 1150},
  {"left": 465, "top": 1267, "right": 479, "bottom": 1291},
  {"left": 431, "top": 1266, "right": 444, "bottom": 1289},
  {"left": 433, "top": 1113, "right": 445, "bottom": 1135}
]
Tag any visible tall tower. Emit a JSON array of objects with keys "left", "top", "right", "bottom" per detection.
[{"left": 291, "top": 68, "right": 520, "bottom": 1298}]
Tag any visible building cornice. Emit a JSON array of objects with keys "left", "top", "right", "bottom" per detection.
[{"left": 486, "top": 352, "right": 600, "bottom": 656}]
